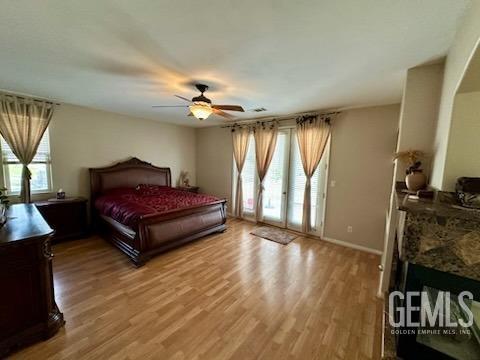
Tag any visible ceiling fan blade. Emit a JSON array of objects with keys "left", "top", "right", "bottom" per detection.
[
  {"left": 152, "top": 105, "right": 189, "bottom": 108},
  {"left": 212, "top": 105, "right": 245, "bottom": 112},
  {"left": 212, "top": 108, "right": 234, "bottom": 119},
  {"left": 174, "top": 95, "right": 192, "bottom": 102},
  {"left": 187, "top": 112, "right": 193, "bottom": 116}
]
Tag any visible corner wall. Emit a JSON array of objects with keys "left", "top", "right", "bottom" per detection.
[
  {"left": 195, "top": 126, "right": 233, "bottom": 207},
  {"left": 395, "top": 62, "right": 444, "bottom": 180}
]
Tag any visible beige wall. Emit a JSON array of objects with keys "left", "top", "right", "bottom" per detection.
[
  {"left": 443, "top": 91, "right": 480, "bottom": 185},
  {"left": 458, "top": 44, "right": 480, "bottom": 93},
  {"left": 395, "top": 63, "right": 444, "bottom": 180},
  {"left": 324, "top": 105, "right": 399, "bottom": 251},
  {"left": 430, "top": 0, "right": 480, "bottom": 189},
  {"left": 43, "top": 104, "right": 195, "bottom": 199},
  {"left": 195, "top": 126, "right": 233, "bottom": 206},
  {"left": 196, "top": 104, "right": 400, "bottom": 252}
]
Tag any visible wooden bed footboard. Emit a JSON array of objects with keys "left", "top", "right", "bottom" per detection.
[
  {"left": 96, "top": 200, "right": 227, "bottom": 267},
  {"left": 135, "top": 200, "right": 227, "bottom": 265}
]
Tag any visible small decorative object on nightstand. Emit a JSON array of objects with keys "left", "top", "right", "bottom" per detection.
[
  {"left": 176, "top": 186, "right": 200, "bottom": 194},
  {"left": 56, "top": 188, "right": 66, "bottom": 200},
  {"left": 35, "top": 197, "right": 88, "bottom": 242},
  {"left": 179, "top": 170, "right": 190, "bottom": 187}
]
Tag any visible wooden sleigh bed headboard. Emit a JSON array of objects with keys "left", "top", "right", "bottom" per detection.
[{"left": 89, "top": 157, "right": 171, "bottom": 200}]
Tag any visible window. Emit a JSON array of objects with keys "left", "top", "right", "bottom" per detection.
[{"left": 1, "top": 129, "right": 52, "bottom": 194}]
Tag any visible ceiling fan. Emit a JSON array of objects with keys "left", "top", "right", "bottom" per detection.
[{"left": 152, "top": 84, "right": 244, "bottom": 120}]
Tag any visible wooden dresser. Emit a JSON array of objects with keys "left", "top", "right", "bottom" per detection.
[{"left": 0, "top": 204, "right": 64, "bottom": 357}]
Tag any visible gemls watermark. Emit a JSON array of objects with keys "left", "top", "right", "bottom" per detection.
[{"left": 389, "top": 290, "right": 474, "bottom": 332}]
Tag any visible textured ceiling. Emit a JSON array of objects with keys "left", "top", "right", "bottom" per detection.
[{"left": 0, "top": 0, "right": 470, "bottom": 127}]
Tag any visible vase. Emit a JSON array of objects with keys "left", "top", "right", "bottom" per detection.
[{"left": 406, "top": 170, "right": 427, "bottom": 192}]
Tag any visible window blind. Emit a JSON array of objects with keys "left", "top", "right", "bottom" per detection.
[{"left": 1, "top": 130, "right": 51, "bottom": 163}]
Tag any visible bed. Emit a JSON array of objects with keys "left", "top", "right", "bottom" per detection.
[{"left": 89, "top": 157, "right": 227, "bottom": 266}]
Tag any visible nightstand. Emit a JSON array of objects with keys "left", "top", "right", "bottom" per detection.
[
  {"left": 176, "top": 186, "right": 200, "bottom": 193},
  {"left": 35, "top": 197, "right": 88, "bottom": 242}
]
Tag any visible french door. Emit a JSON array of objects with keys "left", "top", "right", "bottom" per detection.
[
  {"left": 259, "top": 128, "right": 329, "bottom": 235},
  {"left": 261, "top": 129, "right": 290, "bottom": 226}
]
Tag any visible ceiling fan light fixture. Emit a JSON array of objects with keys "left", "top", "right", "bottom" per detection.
[
  {"left": 153, "top": 83, "right": 246, "bottom": 120},
  {"left": 189, "top": 102, "right": 212, "bottom": 120}
]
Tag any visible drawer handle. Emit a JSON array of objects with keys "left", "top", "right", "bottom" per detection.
[{"left": 43, "top": 241, "right": 54, "bottom": 260}]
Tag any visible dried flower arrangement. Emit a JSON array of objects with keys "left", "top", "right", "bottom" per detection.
[{"left": 394, "top": 150, "right": 425, "bottom": 174}]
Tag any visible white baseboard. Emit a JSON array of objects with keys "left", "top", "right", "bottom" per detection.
[{"left": 321, "top": 236, "right": 383, "bottom": 255}]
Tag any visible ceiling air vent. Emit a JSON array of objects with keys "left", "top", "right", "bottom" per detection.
[{"left": 251, "top": 107, "right": 267, "bottom": 112}]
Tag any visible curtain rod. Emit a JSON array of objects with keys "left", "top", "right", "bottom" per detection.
[
  {"left": 220, "top": 110, "right": 340, "bottom": 128},
  {"left": 0, "top": 90, "right": 61, "bottom": 106}
]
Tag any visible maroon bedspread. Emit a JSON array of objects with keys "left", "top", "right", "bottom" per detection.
[{"left": 95, "top": 185, "right": 221, "bottom": 229}]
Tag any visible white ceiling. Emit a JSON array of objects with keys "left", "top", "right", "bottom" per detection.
[{"left": 0, "top": 0, "right": 470, "bottom": 127}]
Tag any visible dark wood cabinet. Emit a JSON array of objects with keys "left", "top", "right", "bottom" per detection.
[
  {"left": 0, "top": 204, "right": 64, "bottom": 357},
  {"left": 35, "top": 197, "right": 88, "bottom": 242}
]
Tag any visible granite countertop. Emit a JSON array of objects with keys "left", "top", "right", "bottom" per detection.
[
  {"left": 396, "top": 190, "right": 480, "bottom": 221},
  {"left": 395, "top": 189, "right": 480, "bottom": 282}
]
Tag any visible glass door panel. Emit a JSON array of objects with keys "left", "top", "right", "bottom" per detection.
[
  {"left": 241, "top": 134, "right": 256, "bottom": 216},
  {"left": 287, "top": 131, "right": 325, "bottom": 233},
  {"left": 262, "top": 130, "right": 289, "bottom": 226},
  {"left": 287, "top": 134, "right": 305, "bottom": 230}
]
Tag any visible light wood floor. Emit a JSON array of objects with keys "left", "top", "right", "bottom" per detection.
[{"left": 12, "top": 219, "right": 383, "bottom": 360}]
